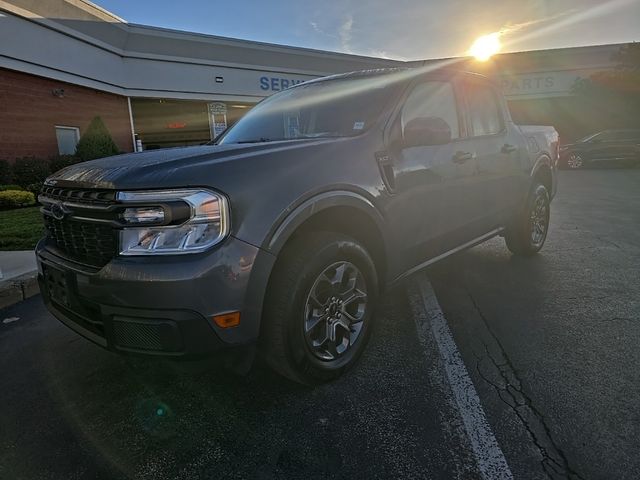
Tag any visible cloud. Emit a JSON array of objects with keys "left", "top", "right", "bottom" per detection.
[
  {"left": 497, "top": 0, "right": 637, "bottom": 50},
  {"left": 367, "top": 49, "right": 407, "bottom": 61},
  {"left": 498, "top": 10, "right": 578, "bottom": 37},
  {"left": 308, "top": 18, "right": 340, "bottom": 42},
  {"left": 339, "top": 14, "right": 354, "bottom": 53}
]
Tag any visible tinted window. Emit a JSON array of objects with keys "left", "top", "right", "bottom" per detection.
[
  {"left": 579, "top": 132, "right": 603, "bottom": 142},
  {"left": 611, "top": 130, "right": 640, "bottom": 141},
  {"left": 467, "top": 83, "right": 503, "bottom": 136},
  {"left": 401, "top": 81, "right": 459, "bottom": 139},
  {"left": 595, "top": 131, "right": 614, "bottom": 141}
]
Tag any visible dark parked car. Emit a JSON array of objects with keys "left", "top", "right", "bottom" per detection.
[
  {"left": 36, "top": 68, "right": 557, "bottom": 384},
  {"left": 559, "top": 129, "right": 640, "bottom": 169}
]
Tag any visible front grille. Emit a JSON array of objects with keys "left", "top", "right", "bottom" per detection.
[
  {"left": 43, "top": 215, "right": 117, "bottom": 267},
  {"left": 41, "top": 186, "right": 118, "bottom": 268},
  {"left": 40, "top": 185, "right": 116, "bottom": 205}
]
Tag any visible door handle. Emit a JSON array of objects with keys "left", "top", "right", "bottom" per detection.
[
  {"left": 452, "top": 151, "right": 473, "bottom": 164},
  {"left": 375, "top": 151, "right": 396, "bottom": 192},
  {"left": 501, "top": 143, "right": 518, "bottom": 154}
]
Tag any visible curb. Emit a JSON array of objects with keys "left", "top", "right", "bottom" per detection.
[{"left": 0, "top": 270, "right": 39, "bottom": 310}]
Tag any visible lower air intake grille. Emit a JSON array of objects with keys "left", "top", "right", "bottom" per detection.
[{"left": 113, "top": 321, "right": 164, "bottom": 352}]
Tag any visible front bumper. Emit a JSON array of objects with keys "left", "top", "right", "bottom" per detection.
[{"left": 36, "top": 236, "right": 275, "bottom": 358}]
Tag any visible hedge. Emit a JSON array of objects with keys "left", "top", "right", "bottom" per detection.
[
  {"left": 0, "top": 184, "right": 23, "bottom": 191},
  {"left": 0, "top": 190, "right": 36, "bottom": 208},
  {"left": 0, "top": 159, "right": 11, "bottom": 184},
  {"left": 50, "top": 154, "right": 81, "bottom": 173},
  {"left": 11, "top": 157, "right": 51, "bottom": 188},
  {"left": 0, "top": 118, "right": 119, "bottom": 195}
]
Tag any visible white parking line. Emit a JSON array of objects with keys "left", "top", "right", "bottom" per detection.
[{"left": 413, "top": 275, "right": 514, "bottom": 480}]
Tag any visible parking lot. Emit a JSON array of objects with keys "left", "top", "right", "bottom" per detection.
[{"left": 1, "top": 169, "right": 639, "bottom": 480}]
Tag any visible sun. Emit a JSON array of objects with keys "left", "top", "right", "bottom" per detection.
[{"left": 469, "top": 33, "right": 502, "bottom": 61}]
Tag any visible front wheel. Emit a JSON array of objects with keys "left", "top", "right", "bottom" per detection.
[
  {"left": 505, "top": 183, "right": 550, "bottom": 256},
  {"left": 261, "top": 231, "right": 378, "bottom": 385}
]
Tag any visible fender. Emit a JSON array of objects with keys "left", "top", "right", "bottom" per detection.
[
  {"left": 238, "top": 191, "right": 388, "bottom": 344},
  {"left": 530, "top": 153, "right": 553, "bottom": 176},
  {"left": 530, "top": 154, "right": 557, "bottom": 199},
  {"left": 266, "top": 189, "right": 389, "bottom": 257}
]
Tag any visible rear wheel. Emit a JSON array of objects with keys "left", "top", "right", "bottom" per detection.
[
  {"left": 261, "top": 231, "right": 378, "bottom": 385},
  {"left": 505, "top": 183, "right": 550, "bottom": 256}
]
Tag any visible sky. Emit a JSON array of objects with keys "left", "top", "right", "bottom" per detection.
[{"left": 94, "top": 0, "right": 640, "bottom": 60}]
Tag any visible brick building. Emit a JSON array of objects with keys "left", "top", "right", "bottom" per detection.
[{"left": 0, "top": 69, "right": 133, "bottom": 159}]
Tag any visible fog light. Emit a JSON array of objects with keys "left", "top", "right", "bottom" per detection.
[{"left": 212, "top": 312, "right": 240, "bottom": 328}]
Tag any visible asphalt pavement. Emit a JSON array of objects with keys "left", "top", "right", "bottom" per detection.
[
  {"left": 427, "top": 168, "right": 640, "bottom": 480},
  {"left": 1, "top": 169, "right": 639, "bottom": 479},
  {"left": 0, "top": 288, "right": 481, "bottom": 479}
]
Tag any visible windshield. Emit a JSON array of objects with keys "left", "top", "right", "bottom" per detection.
[
  {"left": 577, "top": 131, "right": 604, "bottom": 142},
  {"left": 218, "top": 77, "right": 399, "bottom": 144}
]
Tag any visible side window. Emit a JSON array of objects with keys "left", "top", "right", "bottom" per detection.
[
  {"left": 466, "top": 83, "right": 503, "bottom": 136},
  {"left": 401, "top": 81, "right": 459, "bottom": 139},
  {"left": 596, "top": 131, "right": 614, "bottom": 141},
  {"left": 611, "top": 131, "right": 636, "bottom": 141}
]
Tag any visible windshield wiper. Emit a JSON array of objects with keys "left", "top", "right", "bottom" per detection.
[
  {"left": 235, "top": 137, "right": 275, "bottom": 144},
  {"left": 295, "top": 132, "right": 347, "bottom": 139},
  {"left": 232, "top": 133, "right": 346, "bottom": 144}
]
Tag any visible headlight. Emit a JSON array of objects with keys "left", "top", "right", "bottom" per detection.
[{"left": 116, "top": 189, "right": 229, "bottom": 255}]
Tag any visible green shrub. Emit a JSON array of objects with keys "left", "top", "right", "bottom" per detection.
[
  {"left": 0, "top": 184, "right": 23, "bottom": 191},
  {"left": 11, "top": 157, "right": 51, "bottom": 188},
  {"left": 25, "top": 183, "right": 43, "bottom": 198},
  {"left": 0, "top": 190, "right": 36, "bottom": 208},
  {"left": 49, "top": 154, "right": 81, "bottom": 173},
  {"left": 0, "top": 160, "right": 11, "bottom": 184},
  {"left": 75, "top": 116, "right": 119, "bottom": 161}
]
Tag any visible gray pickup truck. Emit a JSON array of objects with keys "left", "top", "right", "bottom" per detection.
[{"left": 37, "top": 67, "right": 558, "bottom": 384}]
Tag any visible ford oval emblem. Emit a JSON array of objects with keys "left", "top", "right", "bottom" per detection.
[{"left": 50, "top": 202, "right": 67, "bottom": 220}]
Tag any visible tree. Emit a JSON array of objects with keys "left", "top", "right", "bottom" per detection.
[
  {"left": 75, "top": 116, "right": 120, "bottom": 161},
  {"left": 572, "top": 43, "right": 640, "bottom": 132}
]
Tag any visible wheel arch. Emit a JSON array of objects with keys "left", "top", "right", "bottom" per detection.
[
  {"left": 531, "top": 155, "right": 555, "bottom": 199},
  {"left": 266, "top": 190, "right": 390, "bottom": 286}
]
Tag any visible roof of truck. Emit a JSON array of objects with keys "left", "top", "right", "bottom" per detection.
[{"left": 297, "top": 66, "right": 491, "bottom": 88}]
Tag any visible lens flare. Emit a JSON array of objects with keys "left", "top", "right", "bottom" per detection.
[{"left": 469, "top": 33, "right": 502, "bottom": 61}]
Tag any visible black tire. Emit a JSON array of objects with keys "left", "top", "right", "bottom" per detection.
[
  {"left": 261, "top": 231, "right": 378, "bottom": 385},
  {"left": 505, "top": 183, "right": 550, "bottom": 256}
]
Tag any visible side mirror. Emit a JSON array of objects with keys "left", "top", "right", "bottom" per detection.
[{"left": 402, "top": 117, "right": 452, "bottom": 148}]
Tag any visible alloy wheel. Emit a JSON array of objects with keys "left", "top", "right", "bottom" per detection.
[
  {"left": 530, "top": 193, "right": 548, "bottom": 247},
  {"left": 567, "top": 153, "right": 583, "bottom": 169},
  {"left": 303, "top": 261, "right": 368, "bottom": 361}
]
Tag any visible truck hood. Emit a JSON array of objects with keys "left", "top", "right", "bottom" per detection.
[{"left": 45, "top": 140, "right": 334, "bottom": 190}]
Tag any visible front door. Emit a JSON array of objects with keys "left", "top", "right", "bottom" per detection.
[
  {"left": 383, "top": 79, "right": 468, "bottom": 271},
  {"left": 590, "top": 130, "right": 640, "bottom": 163}
]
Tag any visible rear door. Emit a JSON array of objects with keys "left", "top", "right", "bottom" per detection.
[
  {"left": 606, "top": 130, "right": 640, "bottom": 162},
  {"left": 456, "top": 79, "right": 525, "bottom": 232}
]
